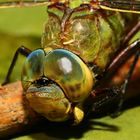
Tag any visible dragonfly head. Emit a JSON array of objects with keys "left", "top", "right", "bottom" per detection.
[{"left": 21, "top": 48, "right": 94, "bottom": 124}]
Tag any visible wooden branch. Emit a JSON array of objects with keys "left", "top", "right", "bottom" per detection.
[{"left": 0, "top": 81, "right": 41, "bottom": 138}]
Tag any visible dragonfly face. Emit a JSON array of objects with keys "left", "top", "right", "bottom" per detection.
[
  {"left": 1, "top": 0, "right": 140, "bottom": 124},
  {"left": 21, "top": 48, "right": 94, "bottom": 122}
]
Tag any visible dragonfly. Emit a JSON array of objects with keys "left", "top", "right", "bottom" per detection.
[{"left": 1, "top": 0, "right": 140, "bottom": 125}]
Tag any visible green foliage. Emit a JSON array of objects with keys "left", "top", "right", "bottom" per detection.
[
  {"left": 13, "top": 107, "right": 140, "bottom": 140},
  {"left": 0, "top": 6, "right": 46, "bottom": 83}
]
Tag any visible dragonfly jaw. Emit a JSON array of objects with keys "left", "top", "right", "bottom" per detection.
[
  {"left": 73, "top": 104, "right": 85, "bottom": 125},
  {"left": 25, "top": 83, "right": 72, "bottom": 122},
  {"left": 21, "top": 48, "right": 94, "bottom": 123}
]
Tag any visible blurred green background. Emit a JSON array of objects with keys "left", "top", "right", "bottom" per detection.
[
  {"left": 0, "top": 5, "right": 47, "bottom": 83},
  {"left": 0, "top": 3, "right": 140, "bottom": 140}
]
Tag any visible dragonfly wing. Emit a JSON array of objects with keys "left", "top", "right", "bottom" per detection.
[
  {"left": 0, "top": 0, "right": 51, "bottom": 8},
  {"left": 1, "top": 0, "right": 140, "bottom": 13},
  {"left": 99, "top": 0, "right": 140, "bottom": 14}
]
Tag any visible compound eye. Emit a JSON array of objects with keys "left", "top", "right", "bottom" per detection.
[
  {"left": 21, "top": 49, "right": 45, "bottom": 90},
  {"left": 44, "top": 49, "right": 94, "bottom": 102}
]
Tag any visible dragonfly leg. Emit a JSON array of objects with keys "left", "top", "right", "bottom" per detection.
[
  {"left": 109, "top": 40, "right": 140, "bottom": 117},
  {"left": 124, "top": 21, "right": 140, "bottom": 44},
  {"left": 2, "top": 46, "right": 31, "bottom": 85},
  {"left": 111, "top": 48, "right": 140, "bottom": 117},
  {"left": 85, "top": 86, "right": 121, "bottom": 114},
  {"left": 106, "top": 40, "right": 140, "bottom": 77},
  {"left": 88, "top": 40, "right": 140, "bottom": 117}
]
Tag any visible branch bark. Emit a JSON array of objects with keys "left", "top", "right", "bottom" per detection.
[{"left": 0, "top": 81, "right": 41, "bottom": 138}]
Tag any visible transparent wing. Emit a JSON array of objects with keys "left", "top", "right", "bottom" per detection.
[
  {"left": 1, "top": 0, "right": 140, "bottom": 13},
  {"left": 99, "top": 0, "right": 140, "bottom": 13},
  {"left": 0, "top": 0, "right": 51, "bottom": 8}
]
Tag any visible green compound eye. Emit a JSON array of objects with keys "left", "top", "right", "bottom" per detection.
[
  {"left": 44, "top": 49, "right": 94, "bottom": 102},
  {"left": 21, "top": 49, "right": 45, "bottom": 90},
  {"left": 21, "top": 48, "right": 94, "bottom": 123}
]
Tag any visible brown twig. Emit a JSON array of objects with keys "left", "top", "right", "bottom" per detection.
[{"left": 0, "top": 81, "right": 41, "bottom": 138}]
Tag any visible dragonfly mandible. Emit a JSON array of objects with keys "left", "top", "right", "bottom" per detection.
[{"left": 1, "top": 0, "right": 140, "bottom": 125}]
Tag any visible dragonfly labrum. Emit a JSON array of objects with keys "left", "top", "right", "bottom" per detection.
[{"left": 1, "top": 0, "right": 140, "bottom": 124}]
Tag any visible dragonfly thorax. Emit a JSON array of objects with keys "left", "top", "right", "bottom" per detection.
[{"left": 42, "top": 3, "right": 131, "bottom": 72}]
